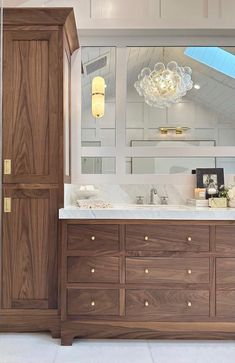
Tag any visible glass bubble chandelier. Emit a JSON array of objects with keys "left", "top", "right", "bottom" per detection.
[{"left": 134, "top": 61, "right": 193, "bottom": 108}]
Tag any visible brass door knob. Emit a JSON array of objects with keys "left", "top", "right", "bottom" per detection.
[
  {"left": 91, "top": 301, "right": 95, "bottom": 307},
  {"left": 91, "top": 268, "right": 95, "bottom": 274},
  {"left": 187, "top": 236, "right": 192, "bottom": 242},
  {"left": 145, "top": 269, "right": 149, "bottom": 274},
  {"left": 144, "top": 236, "right": 149, "bottom": 241},
  {"left": 187, "top": 269, "right": 192, "bottom": 275},
  {"left": 91, "top": 236, "right": 96, "bottom": 241},
  {"left": 144, "top": 300, "right": 149, "bottom": 307},
  {"left": 187, "top": 301, "right": 192, "bottom": 307}
]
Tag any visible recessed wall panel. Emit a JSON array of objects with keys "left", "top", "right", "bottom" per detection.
[
  {"left": 91, "top": 0, "right": 159, "bottom": 19},
  {"left": 160, "top": 0, "right": 208, "bottom": 18}
]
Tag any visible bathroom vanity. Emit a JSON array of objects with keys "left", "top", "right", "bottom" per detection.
[{"left": 59, "top": 207, "right": 235, "bottom": 345}]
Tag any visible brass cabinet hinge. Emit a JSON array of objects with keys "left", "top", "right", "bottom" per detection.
[
  {"left": 4, "top": 197, "right": 11, "bottom": 213},
  {"left": 4, "top": 159, "right": 11, "bottom": 175}
]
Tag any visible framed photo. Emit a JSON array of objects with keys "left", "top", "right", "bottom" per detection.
[{"left": 196, "top": 168, "right": 224, "bottom": 197}]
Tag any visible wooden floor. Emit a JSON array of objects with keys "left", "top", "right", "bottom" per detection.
[{"left": 0, "top": 333, "right": 235, "bottom": 363}]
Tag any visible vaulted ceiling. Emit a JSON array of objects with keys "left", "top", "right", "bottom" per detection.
[
  {"left": 82, "top": 46, "right": 235, "bottom": 121},
  {"left": 4, "top": 0, "right": 235, "bottom": 121}
]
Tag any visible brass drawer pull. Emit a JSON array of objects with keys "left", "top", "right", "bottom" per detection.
[
  {"left": 187, "top": 269, "right": 192, "bottom": 275},
  {"left": 187, "top": 301, "right": 192, "bottom": 307},
  {"left": 144, "top": 300, "right": 149, "bottom": 307},
  {"left": 91, "top": 236, "right": 96, "bottom": 241},
  {"left": 187, "top": 236, "right": 192, "bottom": 242},
  {"left": 144, "top": 236, "right": 149, "bottom": 241},
  {"left": 91, "top": 301, "right": 95, "bottom": 307},
  {"left": 145, "top": 268, "right": 149, "bottom": 274},
  {"left": 91, "top": 268, "right": 95, "bottom": 274}
]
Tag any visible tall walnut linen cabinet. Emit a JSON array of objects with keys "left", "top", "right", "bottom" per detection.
[{"left": 0, "top": 8, "right": 79, "bottom": 336}]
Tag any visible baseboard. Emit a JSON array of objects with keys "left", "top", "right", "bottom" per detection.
[
  {"left": 0, "top": 309, "right": 60, "bottom": 338},
  {"left": 61, "top": 320, "right": 235, "bottom": 345}
]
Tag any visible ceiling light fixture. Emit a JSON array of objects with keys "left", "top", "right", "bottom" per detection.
[
  {"left": 194, "top": 83, "right": 201, "bottom": 90},
  {"left": 92, "top": 76, "right": 105, "bottom": 119},
  {"left": 134, "top": 60, "right": 193, "bottom": 109}
]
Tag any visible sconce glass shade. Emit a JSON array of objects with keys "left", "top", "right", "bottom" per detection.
[{"left": 92, "top": 76, "right": 105, "bottom": 118}]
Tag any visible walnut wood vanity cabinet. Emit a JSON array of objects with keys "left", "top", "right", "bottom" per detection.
[
  {"left": 61, "top": 220, "right": 235, "bottom": 345},
  {"left": 0, "top": 8, "right": 79, "bottom": 336}
]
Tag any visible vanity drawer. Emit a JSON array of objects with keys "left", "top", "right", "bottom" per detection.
[
  {"left": 216, "top": 291, "right": 235, "bottom": 317},
  {"left": 126, "top": 225, "right": 209, "bottom": 251},
  {"left": 67, "top": 289, "right": 119, "bottom": 316},
  {"left": 216, "top": 258, "right": 235, "bottom": 284},
  {"left": 67, "top": 224, "right": 119, "bottom": 252},
  {"left": 126, "top": 289, "right": 209, "bottom": 317},
  {"left": 126, "top": 258, "right": 209, "bottom": 284},
  {"left": 216, "top": 226, "right": 235, "bottom": 253},
  {"left": 67, "top": 257, "right": 119, "bottom": 283}
]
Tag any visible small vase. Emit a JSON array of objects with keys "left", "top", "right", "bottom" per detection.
[{"left": 228, "top": 199, "right": 235, "bottom": 208}]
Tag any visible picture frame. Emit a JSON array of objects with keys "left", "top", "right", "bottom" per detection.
[{"left": 196, "top": 168, "right": 224, "bottom": 198}]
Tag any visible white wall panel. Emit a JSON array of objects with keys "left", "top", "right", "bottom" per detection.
[
  {"left": 126, "top": 129, "right": 144, "bottom": 145},
  {"left": 126, "top": 103, "right": 144, "bottom": 127},
  {"left": 91, "top": 0, "right": 159, "bottom": 19},
  {"left": 220, "top": 0, "right": 235, "bottom": 18},
  {"left": 168, "top": 102, "right": 195, "bottom": 126},
  {"left": 195, "top": 128, "right": 215, "bottom": 140},
  {"left": 160, "top": 0, "right": 208, "bottom": 18},
  {"left": 219, "top": 129, "right": 235, "bottom": 146}
]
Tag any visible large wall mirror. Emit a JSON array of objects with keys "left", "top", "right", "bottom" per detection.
[{"left": 80, "top": 46, "right": 235, "bottom": 177}]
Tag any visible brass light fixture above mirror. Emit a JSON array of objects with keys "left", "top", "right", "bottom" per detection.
[{"left": 159, "top": 127, "right": 190, "bottom": 135}]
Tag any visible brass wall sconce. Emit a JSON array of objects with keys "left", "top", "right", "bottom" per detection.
[
  {"left": 159, "top": 127, "right": 190, "bottom": 135},
  {"left": 92, "top": 76, "right": 105, "bottom": 118}
]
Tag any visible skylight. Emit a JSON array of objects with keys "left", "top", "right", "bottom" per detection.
[{"left": 184, "top": 47, "right": 235, "bottom": 79}]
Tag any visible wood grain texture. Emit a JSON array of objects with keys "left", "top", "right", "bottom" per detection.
[
  {"left": 216, "top": 226, "right": 235, "bottom": 253},
  {"left": 67, "top": 289, "right": 119, "bottom": 316},
  {"left": 216, "top": 291, "right": 235, "bottom": 317},
  {"left": 64, "top": 10, "right": 79, "bottom": 54},
  {"left": 63, "top": 37, "right": 71, "bottom": 184},
  {"left": 2, "top": 187, "right": 58, "bottom": 309},
  {"left": 13, "top": 39, "right": 49, "bottom": 177},
  {"left": 126, "top": 225, "right": 210, "bottom": 252},
  {"left": 0, "top": 309, "right": 60, "bottom": 336},
  {"left": 61, "top": 220, "right": 235, "bottom": 344},
  {"left": 216, "top": 258, "right": 235, "bottom": 284},
  {"left": 61, "top": 320, "right": 235, "bottom": 345},
  {"left": 126, "top": 257, "right": 209, "bottom": 284},
  {"left": 4, "top": 8, "right": 75, "bottom": 26},
  {"left": 67, "top": 224, "right": 120, "bottom": 252},
  {"left": 67, "top": 257, "right": 119, "bottom": 283},
  {"left": 126, "top": 289, "right": 209, "bottom": 317},
  {"left": 1, "top": 8, "right": 79, "bottom": 336},
  {"left": 3, "top": 30, "right": 59, "bottom": 184}
]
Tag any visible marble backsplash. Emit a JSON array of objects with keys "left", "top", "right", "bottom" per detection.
[{"left": 64, "top": 175, "right": 235, "bottom": 207}]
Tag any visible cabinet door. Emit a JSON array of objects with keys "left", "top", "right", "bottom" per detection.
[
  {"left": 2, "top": 187, "right": 58, "bottom": 309},
  {"left": 3, "top": 30, "right": 59, "bottom": 183}
]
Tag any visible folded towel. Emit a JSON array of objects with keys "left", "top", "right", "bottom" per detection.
[{"left": 77, "top": 199, "right": 112, "bottom": 209}]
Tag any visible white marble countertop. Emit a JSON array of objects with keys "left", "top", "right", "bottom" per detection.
[{"left": 59, "top": 205, "right": 235, "bottom": 220}]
